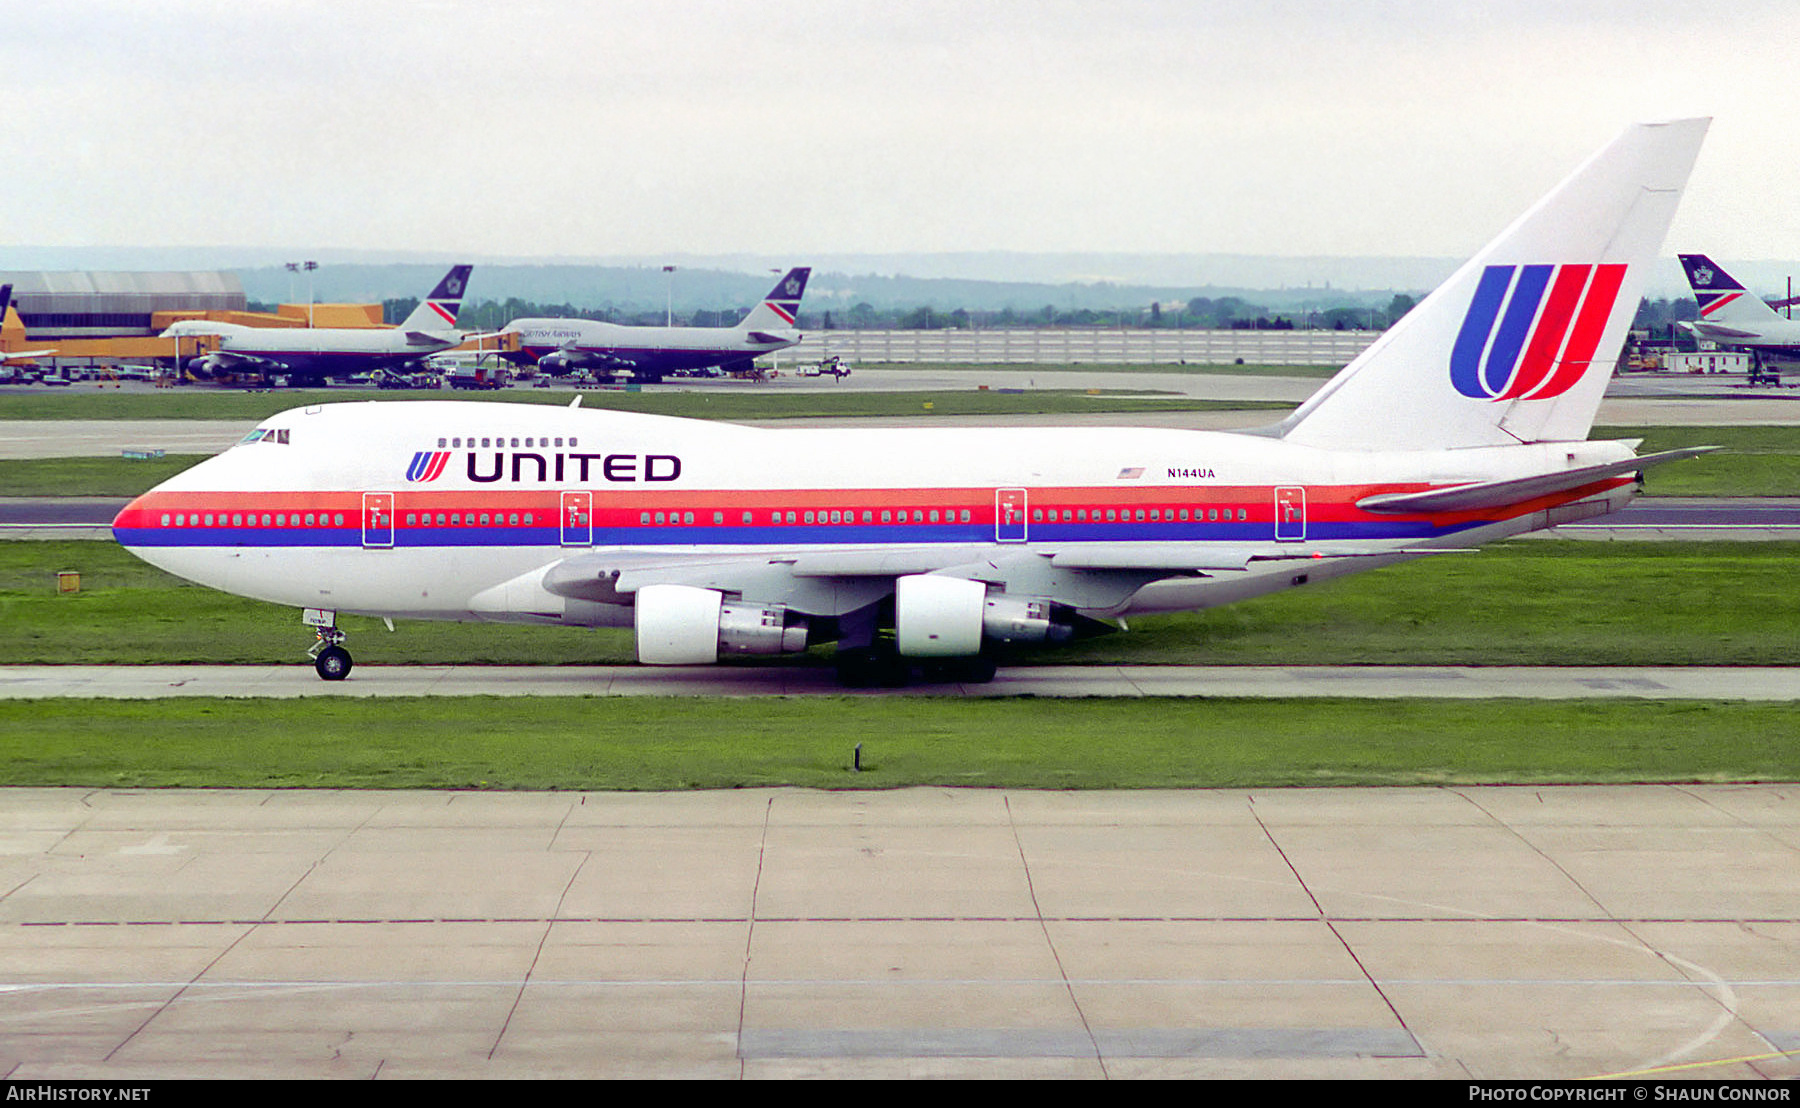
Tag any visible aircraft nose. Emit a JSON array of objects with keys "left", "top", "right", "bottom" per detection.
[{"left": 112, "top": 488, "right": 162, "bottom": 548}]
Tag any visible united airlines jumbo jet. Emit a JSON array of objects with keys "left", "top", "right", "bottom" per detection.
[{"left": 115, "top": 120, "right": 1714, "bottom": 684}]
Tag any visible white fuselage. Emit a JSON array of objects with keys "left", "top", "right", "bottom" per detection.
[{"left": 114, "top": 400, "right": 1639, "bottom": 629}]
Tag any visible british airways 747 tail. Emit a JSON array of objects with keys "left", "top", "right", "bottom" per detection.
[{"left": 115, "top": 121, "right": 1713, "bottom": 684}]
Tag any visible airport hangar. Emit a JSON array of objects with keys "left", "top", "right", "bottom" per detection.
[{"left": 0, "top": 270, "right": 403, "bottom": 372}]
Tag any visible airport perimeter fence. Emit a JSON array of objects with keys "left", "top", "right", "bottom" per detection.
[{"left": 784, "top": 328, "right": 1381, "bottom": 366}]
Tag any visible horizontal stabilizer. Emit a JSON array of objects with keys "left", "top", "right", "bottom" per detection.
[{"left": 1356, "top": 447, "right": 1717, "bottom": 514}]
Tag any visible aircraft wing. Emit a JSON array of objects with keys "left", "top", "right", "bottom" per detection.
[
  {"left": 515, "top": 540, "right": 1465, "bottom": 624},
  {"left": 1356, "top": 448, "right": 1717, "bottom": 514},
  {"left": 1, "top": 348, "right": 56, "bottom": 364}
]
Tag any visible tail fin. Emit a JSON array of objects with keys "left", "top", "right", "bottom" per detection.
[
  {"left": 0, "top": 284, "right": 21, "bottom": 341},
  {"left": 1276, "top": 119, "right": 1707, "bottom": 451},
  {"left": 400, "top": 265, "right": 474, "bottom": 331},
  {"left": 1679, "top": 254, "right": 1782, "bottom": 324},
  {"left": 736, "top": 267, "right": 810, "bottom": 333}
]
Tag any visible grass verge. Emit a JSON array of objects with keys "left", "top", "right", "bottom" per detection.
[
  {"left": 1, "top": 695, "right": 1793, "bottom": 790},
  {"left": 6, "top": 540, "right": 1800, "bottom": 667},
  {"left": 0, "top": 387, "right": 1288, "bottom": 423},
  {"left": 5, "top": 424, "right": 1797, "bottom": 498}
]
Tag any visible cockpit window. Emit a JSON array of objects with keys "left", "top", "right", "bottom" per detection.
[{"left": 236, "top": 428, "right": 291, "bottom": 446}]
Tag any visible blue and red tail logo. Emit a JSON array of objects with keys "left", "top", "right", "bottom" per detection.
[
  {"left": 1450, "top": 264, "right": 1626, "bottom": 401},
  {"left": 406, "top": 451, "right": 452, "bottom": 482}
]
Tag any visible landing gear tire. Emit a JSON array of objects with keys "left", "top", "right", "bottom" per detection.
[
  {"left": 314, "top": 645, "right": 353, "bottom": 681},
  {"left": 921, "top": 656, "right": 998, "bottom": 684},
  {"left": 835, "top": 648, "right": 910, "bottom": 688}
]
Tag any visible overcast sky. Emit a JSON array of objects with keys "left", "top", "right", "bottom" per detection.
[{"left": 5, "top": 0, "right": 1797, "bottom": 268}]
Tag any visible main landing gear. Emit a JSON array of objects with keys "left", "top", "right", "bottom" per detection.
[
  {"left": 308, "top": 626, "right": 353, "bottom": 681},
  {"left": 834, "top": 647, "right": 999, "bottom": 688}
]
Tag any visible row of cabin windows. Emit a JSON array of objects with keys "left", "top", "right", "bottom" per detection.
[
  {"left": 632, "top": 506, "right": 1246, "bottom": 526},
  {"left": 638, "top": 508, "right": 976, "bottom": 526},
  {"left": 437, "top": 436, "right": 577, "bottom": 449},
  {"left": 405, "top": 512, "right": 537, "bottom": 528},
  {"left": 1035, "top": 507, "right": 1249, "bottom": 523},
  {"left": 159, "top": 512, "right": 346, "bottom": 528}
]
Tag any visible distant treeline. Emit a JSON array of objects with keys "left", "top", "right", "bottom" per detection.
[
  {"left": 252, "top": 292, "right": 1716, "bottom": 338},
  {"left": 377, "top": 293, "right": 1427, "bottom": 331}
]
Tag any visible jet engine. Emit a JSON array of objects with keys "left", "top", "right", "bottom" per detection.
[
  {"left": 893, "top": 575, "right": 1073, "bottom": 657},
  {"left": 634, "top": 584, "right": 809, "bottom": 664}
]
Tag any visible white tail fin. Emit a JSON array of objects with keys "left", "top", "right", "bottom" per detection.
[
  {"left": 736, "top": 267, "right": 810, "bottom": 335},
  {"left": 400, "top": 265, "right": 474, "bottom": 331},
  {"left": 1276, "top": 119, "right": 1708, "bottom": 451}
]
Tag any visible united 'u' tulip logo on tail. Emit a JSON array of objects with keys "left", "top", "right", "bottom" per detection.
[
  {"left": 1450, "top": 264, "right": 1626, "bottom": 401},
  {"left": 406, "top": 451, "right": 452, "bottom": 482}
]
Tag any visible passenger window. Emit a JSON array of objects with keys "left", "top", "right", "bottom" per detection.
[
  {"left": 928, "top": 510, "right": 939, "bottom": 523},
  {"left": 655, "top": 512, "right": 666, "bottom": 525},
  {"left": 1135, "top": 510, "right": 1145, "bottom": 522},
  {"left": 261, "top": 514, "right": 271, "bottom": 527},
  {"left": 682, "top": 512, "right": 694, "bottom": 525},
  {"left": 160, "top": 514, "right": 171, "bottom": 526},
  {"left": 742, "top": 512, "right": 752, "bottom": 524},
  {"left": 862, "top": 511, "right": 872, "bottom": 523},
  {"left": 640, "top": 512, "right": 650, "bottom": 524},
  {"left": 508, "top": 513, "right": 520, "bottom": 526},
  {"left": 480, "top": 513, "right": 491, "bottom": 526},
  {"left": 1238, "top": 509, "right": 1247, "bottom": 521},
  {"left": 231, "top": 514, "right": 243, "bottom": 527},
  {"left": 959, "top": 510, "right": 970, "bottom": 523},
  {"left": 804, "top": 511, "right": 815, "bottom": 524},
  {"left": 714, "top": 512, "right": 724, "bottom": 525},
  {"left": 829, "top": 511, "right": 841, "bottom": 524}
]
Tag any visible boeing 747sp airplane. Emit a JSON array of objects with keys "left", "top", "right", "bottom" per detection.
[
  {"left": 115, "top": 121, "right": 1714, "bottom": 684},
  {"left": 160, "top": 265, "right": 476, "bottom": 387},
  {"left": 1677, "top": 253, "right": 1800, "bottom": 369},
  {"left": 502, "top": 267, "right": 809, "bottom": 382}
]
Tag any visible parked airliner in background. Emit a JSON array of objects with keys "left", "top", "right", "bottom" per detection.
[
  {"left": 501, "top": 267, "right": 809, "bottom": 382},
  {"left": 0, "top": 285, "right": 56, "bottom": 366},
  {"left": 1677, "top": 253, "right": 1800, "bottom": 368},
  {"left": 116, "top": 121, "right": 1713, "bottom": 685},
  {"left": 159, "top": 265, "right": 475, "bottom": 387}
]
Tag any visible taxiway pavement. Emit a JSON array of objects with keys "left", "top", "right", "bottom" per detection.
[
  {"left": 5, "top": 663, "right": 1800, "bottom": 700},
  {"left": 0, "top": 784, "right": 1793, "bottom": 1080}
]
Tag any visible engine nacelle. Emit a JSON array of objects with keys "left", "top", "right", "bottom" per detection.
[
  {"left": 634, "top": 584, "right": 807, "bottom": 664},
  {"left": 894, "top": 574, "right": 985, "bottom": 657},
  {"left": 537, "top": 351, "right": 577, "bottom": 375}
]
